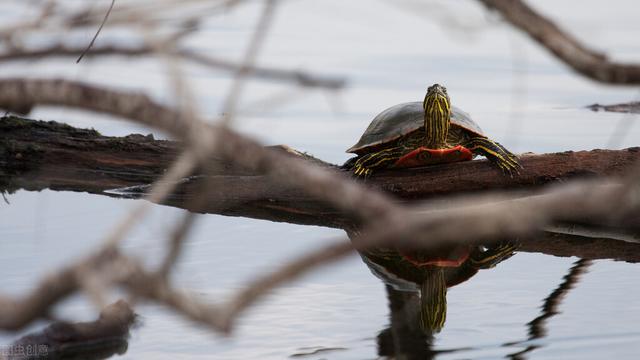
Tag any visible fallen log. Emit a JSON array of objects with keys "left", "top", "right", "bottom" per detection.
[
  {"left": 2, "top": 116, "right": 640, "bottom": 261},
  {"left": 0, "top": 115, "right": 637, "bottom": 219},
  {"left": 2, "top": 115, "right": 638, "bottom": 228}
]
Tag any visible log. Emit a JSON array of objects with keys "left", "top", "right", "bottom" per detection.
[
  {"left": 3, "top": 116, "right": 640, "bottom": 261},
  {"left": 2, "top": 115, "right": 639, "bottom": 230}
]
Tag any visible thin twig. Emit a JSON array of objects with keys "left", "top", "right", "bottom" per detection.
[{"left": 76, "top": 0, "right": 116, "bottom": 63}]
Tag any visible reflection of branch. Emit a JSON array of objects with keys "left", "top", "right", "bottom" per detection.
[
  {"left": 479, "top": 0, "right": 640, "bottom": 84},
  {"left": 506, "top": 259, "right": 592, "bottom": 359},
  {"left": 529, "top": 259, "right": 593, "bottom": 338}
]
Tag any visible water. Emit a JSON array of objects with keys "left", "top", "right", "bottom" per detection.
[{"left": 1, "top": 0, "right": 640, "bottom": 358}]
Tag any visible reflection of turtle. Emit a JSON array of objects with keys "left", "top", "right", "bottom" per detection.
[
  {"left": 345, "top": 84, "right": 519, "bottom": 176},
  {"left": 361, "top": 242, "right": 516, "bottom": 332}
]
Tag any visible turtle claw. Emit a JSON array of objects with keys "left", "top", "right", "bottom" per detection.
[
  {"left": 498, "top": 155, "right": 521, "bottom": 178},
  {"left": 360, "top": 168, "right": 372, "bottom": 178},
  {"left": 352, "top": 165, "right": 372, "bottom": 179}
]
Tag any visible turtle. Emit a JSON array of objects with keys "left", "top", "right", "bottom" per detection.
[
  {"left": 344, "top": 84, "right": 520, "bottom": 177},
  {"left": 361, "top": 241, "right": 517, "bottom": 333}
]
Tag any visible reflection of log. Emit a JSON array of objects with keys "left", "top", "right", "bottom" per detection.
[
  {"left": 521, "top": 233, "right": 640, "bottom": 263},
  {"left": 6, "top": 300, "right": 135, "bottom": 360}
]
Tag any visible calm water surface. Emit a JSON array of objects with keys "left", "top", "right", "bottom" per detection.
[{"left": 1, "top": 0, "right": 640, "bottom": 359}]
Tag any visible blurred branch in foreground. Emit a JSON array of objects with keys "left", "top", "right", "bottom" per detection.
[
  {"left": 1, "top": 0, "right": 640, "bottom": 348},
  {"left": 0, "top": 1, "right": 345, "bottom": 90},
  {"left": 4, "top": 300, "right": 134, "bottom": 360},
  {"left": 0, "top": 44, "right": 345, "bottom": 90},
  {"left": 479, "top": 0, "right": 640, "bottom": 84},
  {"left": 0, "top": 78, "right": 639, "bottom": 334}
]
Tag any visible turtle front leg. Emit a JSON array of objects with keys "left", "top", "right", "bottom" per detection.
[
  {"left": 468, "top": 241, "right": 518, "bottom": 270},
  {"left": 351, "top": 146, "right": 407, "bottom": 177},
  {"left": 463, "top": 137, "right": 521, "bottom": 175}
]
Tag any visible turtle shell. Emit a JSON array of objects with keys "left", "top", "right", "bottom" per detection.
[
  {"left": 346, "top": 101, "right": 485, "bottom": 154},
  {"left": 360, "top": 250, "right": 479, "bottom": 292}
]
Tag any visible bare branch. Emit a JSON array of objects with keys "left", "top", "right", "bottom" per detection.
[
  {"left": 0, "top": 248, "right": 119, "bottom": 331},
  {"left": 157, "top": 212, "right": 196, "bottom": 279},
  {"left": 101, "top": 150, "right": 199, "bottom": 250},
  {"left": 7, "top": 300, "right": 135, "bottom": 360},
  {"left": 76, "top": 0, "right": 116, "bottom": 63},
  {"left": 478, "top": 0, "right": 640, "bottom": 84},
  {"left": 0, "top": 44, "right": 346, "bottom": 89}
]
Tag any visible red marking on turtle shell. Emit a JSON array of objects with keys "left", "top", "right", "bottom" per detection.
[
  {"left": 393, "top": 145, "right": 473, "bottom": 169},
  {"left": 401, "top": 247, "right": 471, "bottom": 268}
]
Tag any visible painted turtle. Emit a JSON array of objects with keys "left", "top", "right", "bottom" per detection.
[
  {"left": 361, "top": 242, "right": 516, "bottom": 332},
  {"left": 345, "top": 84, "right": 520, "bottom": 176}
]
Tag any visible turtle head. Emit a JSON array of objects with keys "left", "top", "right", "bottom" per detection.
[
  {"left": 420, "top": 268, "right": 447, "bottom": 333},
  {"left": 422, "top": 84, "right": 451, "bottom": 147}
]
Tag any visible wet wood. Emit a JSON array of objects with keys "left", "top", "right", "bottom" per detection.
[{"left": 2, "top": 115, "right": 639, "bottom": 230}]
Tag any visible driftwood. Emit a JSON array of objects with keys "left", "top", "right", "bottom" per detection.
[{"left": 2, "top": 115, "right": 639, "bottom": 231}]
